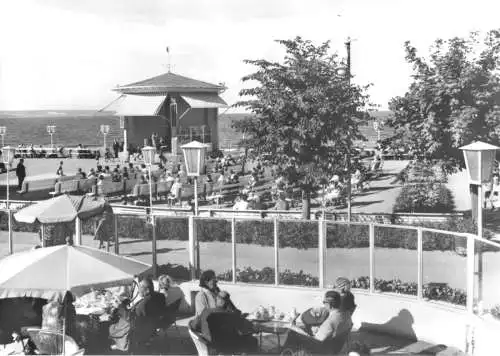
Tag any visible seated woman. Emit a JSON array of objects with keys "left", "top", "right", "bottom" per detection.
[
  {"left": 195, "top": 270, "right": 220, "bottom": 316},
  {"left": 281, "top": 291, "right": 353, "bottom": 355},
  {"left": 190, "top": 294, "right": 257, "bottom": 354},
  {"left": 195, "top": 270, "right": 242, "bottom": 317},
  {"left": 108, "top": 300, "right": 132, "bottom": 353}
]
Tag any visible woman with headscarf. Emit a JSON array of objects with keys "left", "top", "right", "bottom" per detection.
[{"left": 334, "top": 277, "right": 357, "bottom": 316}]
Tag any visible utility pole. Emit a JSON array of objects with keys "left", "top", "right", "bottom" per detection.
[{"left": 345, "top": 38, "right": 352, "bottom": 222}]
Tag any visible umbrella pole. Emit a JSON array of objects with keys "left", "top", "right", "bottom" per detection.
[
  {"left": 75, "top": 218, "right": 81, "bottom": 246},
  {"left": 41, "top": 224, "right": 45, "bottom": 248},
  {"left": 62, "top": 309, "right": 66, "bottom": 355}
]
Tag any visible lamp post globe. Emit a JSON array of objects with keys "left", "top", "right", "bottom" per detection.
[
  {"left": 142, "top": 146, "right": 156, "bottom": 166},
  {"left": 0, "top": 127, "right": 6, "bottom": 148},
  {"left": 1, "top": 146, "right": 16, "bottom": 167},
  {"left": 181, "top": 141, "right": 207, "bottom": 216},
  {"left": 46, "top": 125, "right": 56, "bottom": 148}
]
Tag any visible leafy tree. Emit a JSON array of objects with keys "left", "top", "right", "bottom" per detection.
[
  {"left": 388, "top": 30, "right": 500, "bottom": 174},
  {"left": 234, "top": 37, "right": 372, "bottom": 219}
]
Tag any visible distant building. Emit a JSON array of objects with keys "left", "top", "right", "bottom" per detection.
[{"left": 100, "top": 71, "right": 228, "bottom": 156}]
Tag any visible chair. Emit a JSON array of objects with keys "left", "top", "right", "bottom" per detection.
[
  {"left": 24, "top": 328, "right": 84, "bottom": 355},
  {"left": 188, "top": 328, "right": 211, "bottom": 356}
]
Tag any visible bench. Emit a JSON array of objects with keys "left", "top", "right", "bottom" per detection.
[
  {"left": 50, "top": 180, "right": 80, "bottom": 196},
  {"left": 19, "top": 178, "right": 57, "bottom": 194}
]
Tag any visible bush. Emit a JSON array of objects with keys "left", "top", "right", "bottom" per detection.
[{"left": 393, "top": 183, "right": 455, "bottom": 213}]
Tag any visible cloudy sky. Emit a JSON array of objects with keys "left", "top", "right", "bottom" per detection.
[{"left": 0, "top": 0, "right": 499, "bottom": 112}]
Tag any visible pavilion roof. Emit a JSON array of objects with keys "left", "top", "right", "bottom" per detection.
[{"left": 114, "top": 71, "right": 225, "bottom": 94}]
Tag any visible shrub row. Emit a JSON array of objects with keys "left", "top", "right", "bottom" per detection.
[{"left": 215, "top": 267, "right": 466, "bottom": 306}]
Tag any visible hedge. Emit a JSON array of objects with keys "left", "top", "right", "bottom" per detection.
[{"left": 2, "top": 212, "right": 494, "bottom": 253}]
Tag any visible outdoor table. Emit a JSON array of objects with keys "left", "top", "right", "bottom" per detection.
[{"left": 252, "top": 320, "right": 291, "bottom": 353}]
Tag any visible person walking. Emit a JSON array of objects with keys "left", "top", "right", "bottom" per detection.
[
  {"left": 15, "top": 159, "right": 26, "bottom": 190},
  {"left": 94, "top": 209, "right": 114, "bottom": 249}
]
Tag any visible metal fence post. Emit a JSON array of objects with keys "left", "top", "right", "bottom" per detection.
[
  {"left": 231, "top": 217, "right": 236, "bottom": 283},
  {"left": 274, "top": 218, "right": 279, "bottom": 286},
  {"left": 318, "top": 219, "right": 326, "bottom": 288},
  {"left": 417, "top": 227, "right": 423, "bottom": 299},
  {"left": 369, "top": 224, "right": 375, "bottom": 293}
]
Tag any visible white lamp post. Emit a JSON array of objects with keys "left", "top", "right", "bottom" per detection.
[
  {"left": 100, "top": 125, "right": 110, "bottom": 153},
  {"left": 2, "top": 146, "right": 16, "bottom": 254},
  {"left": 142, "top": 145, "right": 157, "bottom": 277},
  {"left": 0, "top": 127, "right": 6, "bottom": 147},
  {"left": 460, "top": 141, "right": 499, "bottom": 314},
  {"left": 460, "top": 141, "right": 499, "bottom": 239},
  {"left": 181, "top": 141, "right": 207, "bottom": 216},
  {"left": 46, "top": 125, "right": 56, "bottom": 148}
]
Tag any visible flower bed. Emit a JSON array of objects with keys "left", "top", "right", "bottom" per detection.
[{"left": 215, "top": 267, "right": 466, "bottom": 306}]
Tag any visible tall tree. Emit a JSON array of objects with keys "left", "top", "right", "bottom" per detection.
[
  {"left": 235, "top": 37, "right": 372, "bottom": 219},
  {"left": 388, "top": 30, "right": 500, "bottom": 174}
]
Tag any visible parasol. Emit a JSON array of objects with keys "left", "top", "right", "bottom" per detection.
[
  {"left": 0, "top": 243, "right": 151, "bottom": 300},
  {"left": 14, "top": 194, "right": 108, "bottom": 224},
  {"left": 14, "top": 194, "right": 111, "bottom": 246}
]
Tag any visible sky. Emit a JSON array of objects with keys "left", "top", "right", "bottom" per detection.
[{"left": 0, "top": 0, "right": 499, "bottom": 112}]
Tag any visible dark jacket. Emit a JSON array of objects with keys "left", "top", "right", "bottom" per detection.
[
  {"left": 133, "top": 292, "right": 166, "bottom": 343},
  {"left": 189, "top": 308, "right": 257, "bottom": 354},
  {"left": 16, "top": 163, "right": 26, "bottom": 178}
]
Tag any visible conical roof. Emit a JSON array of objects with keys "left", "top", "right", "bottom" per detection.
[{"left": 115, "top": 71, "right": 224, "bottom": 94}]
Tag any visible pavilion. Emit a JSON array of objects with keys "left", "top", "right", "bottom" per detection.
[{"left": 100, "top": 71, "right": 228, "bottom": 157}]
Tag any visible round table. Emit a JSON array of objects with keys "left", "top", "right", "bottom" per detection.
[{"left": 252, "top": 320, "right": 291, "bottom": 353}]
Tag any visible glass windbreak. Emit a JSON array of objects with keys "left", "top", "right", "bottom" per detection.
[
  {"left": 2, "top": 209, "right": 44, "bottom": 257},
  {"left": 278, "top": 220, "right": 319, "bottom": 287},
  {"left": 155, "top": 216, "right": 190, "bottom": 281},
  {"left": 474, "top": 239, "right": 500, "bottom": 316},
  {"left": 196, "top": 218, "right": 232, "bottom": 282},
  {"left": 422, "top": 230, "right": 466, "bottom": 307},
  {"left": 114, "top": 213, "right": 152, "bottom": 265},
  {"left": 326, "top": 223, "right": 369, "bottom": 290},
  {"left": 374, "top": 225, "right": 417, "bottom": 296},
  {"left": 235, "top": 219, "right": 275, "bottom": 284}
]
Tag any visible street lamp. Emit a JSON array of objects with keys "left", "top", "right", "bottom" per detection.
[
  {"left": 2, "top": 146, "right": 16, "bottom": 254},
  {"left": 460, "top": 141, "right": 499, "bottom": 315},
  {"left": 46, "top": 125, "right": 56, "bottom": 148},
  {"left": 100, "top": 125, "right": 110, "bottom": 154},
  {"left": 0, "top": 127, "right": 6, "bottom": 147},
  {"left": 460, "top": 141, "right": 499, "bottom": 238},
  {"left": 142, "top": 145, "right": 157, "bottom": 276},
  {"left": 336, "top": 38, "right": 353, "bottom": 221},
  {"left": 181, "top": 141, "right": 207, "bottom": 216}
]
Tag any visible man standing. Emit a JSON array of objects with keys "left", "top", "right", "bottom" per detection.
[{"left": 15, "top": 159, "right": 26, "bottom": 190}]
